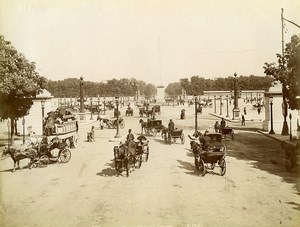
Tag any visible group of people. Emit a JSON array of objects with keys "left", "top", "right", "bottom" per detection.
[{"left": 214, "top": 118, "right": 226, "bottom": 133}]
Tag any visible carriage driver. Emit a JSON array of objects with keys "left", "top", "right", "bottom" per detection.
[
  {"left": 202, "top": 130, "right": 212, "bottom": 151},
  {"left": 126, "top": 129, "right": 135, "bottom": 142},
  {"left": 168, "top": 119, "right": 175, "bottom": 132}
]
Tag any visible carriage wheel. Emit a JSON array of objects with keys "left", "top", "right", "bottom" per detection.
[
  {"left": 120, "top": 121, "right": 125, "bottom": 129},
  {"left": 125, "top": 160, "right": 129, "bottom": 177},
  {"left": 39, "top": 155, "right": 50, "bottom": 166},
  {"left": 180, "top": 133, "right": 185, "bottom": 144},
  {"left": 152, "top": 128, "right": 157, "bottom": 136},
  {"left": 195, "top": 157, "right": 199, "bottom": 170},
  {"left": 198, "top": 159, "right": 206, "bottom": 176},
  {"left": 59, "top": 149, "right": 71, "bottom": 163},
  {"left": 145, "top": 147, "right": 149, "bottom": 161},
  {"left": 136, "top": 156, "right": 142, "bottom": 169},
  {"left": 168, "top": 134, "right": 173, "bottom": 144},
  {"left": 219, "top": 158, "right": 226, "bottom": 176}
]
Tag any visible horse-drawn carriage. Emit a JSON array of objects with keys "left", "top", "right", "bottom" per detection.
[
  {"left": 113, "top": 135, "right": 149, "bottom": 177},
  {"left": 191, "top": 132, "right": 226, "bottom": 176},
  {"left": 139, "top": 107, "right": 152, "bottom": 117},
  {"left": 97, "top": 115, "right": 125, "bottom": 129},
  {"left": 125, "top": 107, "right": 133, "bottom": 116},
  {"left": 139, "top": 119, "right": 162, "bottom": 136},
  {"left": 220, "top": 126, "right": 234, "bottom": 140},
  {"left": 163, "top": 129, "right": 185, "bottom": 144}
]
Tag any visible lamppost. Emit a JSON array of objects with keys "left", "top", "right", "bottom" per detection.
[
  {"left": 219, "top": 95, "right": 222, "bottom": 115},
  {"left": 214, "top": 95, "right": 216, "bottom": 113},
  {"left": 90, "top": 97, "right": 93, "bottom": 120},
  {"left": 103, "top": 96, "right": 106, "bottom": 115},
  {"left": 289, "top": 113, "right": 292, "bottom": 140},
  {"left": 194, "top": 94, "right": 198, "bottom": 132},
  {"left": 7, "top": 119, "right": 10, "bottom": 148},
  {"left": 226, "top": 95, "right": 229, "bottom": 117},
  {"left": 232, "top": 72, "right": 240, "bottom": 120},
  {"left": 114, "top": 96, "right": 121, "bottom": 138},
  {"left": 80, "top": 76, "right": 84, "bottom": 113},
  {"left": 22, "top": 117, "right": 25, "bottom": 145},
  {"left": 269, "top": 96, "right": 275, "bottom": 134},
  {"left": 41, "top": 100, "right": 45, "bottom": 135}
]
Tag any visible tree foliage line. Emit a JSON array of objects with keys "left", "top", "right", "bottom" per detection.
[
  {"left": 46, "top": 78, "right": 157, "bottom": 99},
  {"left": 164, "top": 75, "right": 274, "bottom": 97}
]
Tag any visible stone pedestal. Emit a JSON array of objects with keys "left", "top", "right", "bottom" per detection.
[
  {"left": 78, "top": 112, "right": 86, "bottom": 121},
  {"left": 232, "top": 108, "right": 240, "bottom": 120}
]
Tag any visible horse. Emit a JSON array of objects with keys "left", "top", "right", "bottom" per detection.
[
  {"left": 160, "top": 125, "right": 169, "bottom": 139},
  {"left": 139, "top": 119, "right": 148, "bottom": 134},
  {"left": 2, "top": 146, "right": 38, "bottom": 172}
]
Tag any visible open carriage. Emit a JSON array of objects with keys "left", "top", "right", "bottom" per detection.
[
  {"left": 98, "top": 116, "right": 125, "bottom": 129},
  {"left": 140, "top": 119, "right": 162, "bottom": 136},
  {"left": 125, "top": 107, "right": 133, "bottom": 116},
  {"left": 164, "top": 129, "right": 185, "bottom": 145},
  {"left": 220, "top": 126, "right": 234, "bottom": 140},
  {"left": 192, "top": 133, "right": 227, "bottom": 176}
]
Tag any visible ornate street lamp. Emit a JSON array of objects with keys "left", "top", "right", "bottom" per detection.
[
  {"left": 226, "top": 95, "right": 229, "bottom": 117},
  {"left": 194, "top": 94, "right": 198, "bottom": 132},
  {"left": 269, "top": 96, "right": 275, "bottom": 134},
  {"left": 22, "top": 117, "right": 25, "bottom": 145},
  {"left": 232, "top": 72, "right": 240, "bottom": 120},
  {"left": 114, "top": 96, "right": 121, "bottom": 138},
  {"left": 7, "top": 119, "right": 10, "bottom": 148},
  {"left": 289, "top": 113, "right": 292, "bottom": 140},
  {"left": 214, "top": 95, "right": 216, "bottom": 113},
  {"left": 103, "top": 96, "right": 106, "bottom": 115},
  {"left": 80, "top": 76, "right": 84, "bottom": 113},
  {"left": 219, "top": 95, "right": 223, "bottom": 115},
  {"left": 90, "top": 97, "right": 93, "bottom": 120},
  {"left": 41, "top": 100, "right": 45, "bottom": 135}
]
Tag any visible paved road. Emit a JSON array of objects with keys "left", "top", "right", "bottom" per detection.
[{"left": 0, "top": 105, "right": 299, "bottom": 227}]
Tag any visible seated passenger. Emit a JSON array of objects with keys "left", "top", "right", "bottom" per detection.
[{"left": 202, "top": 131, "right": 212, "bottom": 151}]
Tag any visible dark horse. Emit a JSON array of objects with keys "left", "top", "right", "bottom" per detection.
[{"left": 139, "top": 119, "right": 148, "bottom": 134}]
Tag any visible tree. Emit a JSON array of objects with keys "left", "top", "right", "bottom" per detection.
[
  {"left": 264, "top": 34, "right": 300, "bottom": 110},
  {"left": 0, "top": 36, "right": 47, "bottom": 144}
]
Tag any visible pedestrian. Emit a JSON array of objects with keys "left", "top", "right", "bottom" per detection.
[
  {"left": 257, "top": 106, "right": 261, "bottom": 115},
  {"left": 99, "top": 118, "right": 104, "bottom": 130},
  {"left": 243, "top": 107, "right": 247, "bottom": 115},
  {"left": 214, "top": 121, "right": 220, "bottom": 133},
  {"left": 241, "top": 115, "right": 245, "bottom": 126},
  {"left": 220, "top": 118, "right": 226, "bottom": 131}
]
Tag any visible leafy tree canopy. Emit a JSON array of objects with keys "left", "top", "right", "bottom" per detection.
[
  {"left": 0, "top": 35, "right": 47, "bottom": 120},
  {"left": 264, "top": 34, "right": 300, "bottom": 110}
]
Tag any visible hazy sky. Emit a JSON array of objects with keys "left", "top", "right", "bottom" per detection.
[{"left": 1, "top": 0, "right": 300, "bottom": 86}]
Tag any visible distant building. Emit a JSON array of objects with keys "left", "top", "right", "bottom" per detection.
[{"left": 16, "top": 89, "right": 53, "bottom": 136}]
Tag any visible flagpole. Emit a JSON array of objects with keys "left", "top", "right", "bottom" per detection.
[{"left": 281, "top": 8, "right": 289, "bottom": 135}]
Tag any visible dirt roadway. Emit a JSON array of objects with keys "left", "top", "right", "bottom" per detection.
[{"left": 0, "top": 105, "right": 300, "bottom": 227}]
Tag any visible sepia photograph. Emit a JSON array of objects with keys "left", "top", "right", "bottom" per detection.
[{"left": 0, "top": 0, "right": 300, "bottom": 226}]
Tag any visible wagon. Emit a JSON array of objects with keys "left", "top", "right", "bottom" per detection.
[
  {"left": 144, "top": 119, "right": 162, "bottom": 136},
  {"left": 125, "top": 107, "right": 133, "bottom": 116},
  {"left": 193, "top": 133, "right": 227, "bottom": 176},
  {"left": 136, "top": 135, "right": 150, "bottom": 162},
  {"left": 139, "top": 107, "right": 152, "bottom": 117},
  {"left": 220, "top": 126, "right": 234, "bottom": 140},
  {"left": 164, "top": 129, "right": 185, "bottom": 144},
  {"left": 98, "top": 116, "right": 125, "bottom": 129}
]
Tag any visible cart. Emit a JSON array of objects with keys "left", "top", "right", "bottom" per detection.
[
  {"left": 220, "top": 127, "right": 234, "bottom": 140},
  {"left": 164, "top": 129, "right": 185, "bottom": 144},
  {"left": 193, "top": 133, "right": 227, "bottom": 176}
]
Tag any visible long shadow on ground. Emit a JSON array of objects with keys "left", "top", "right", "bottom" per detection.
[
  {"left": 225, "top": 130, "right": 300, "bottom": 194},
  {"left": 97, "top": 159, "right": 117, "bottom": 177}
]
